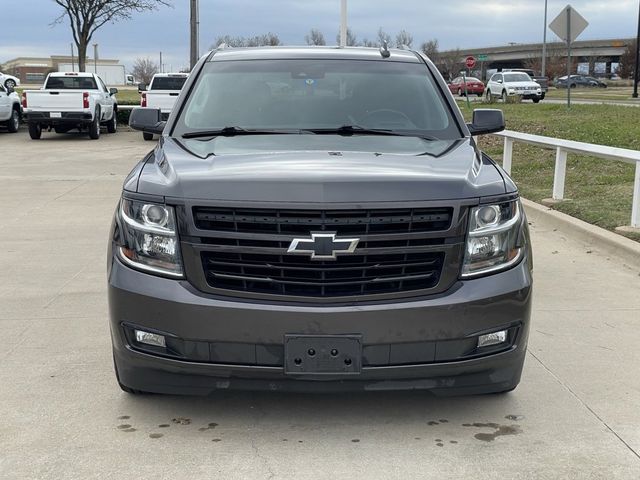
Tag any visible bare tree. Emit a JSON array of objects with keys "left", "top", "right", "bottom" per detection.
[
  {"left": 618, "top": 39, "right": 637, "bottom": 79},
  {"left": 212, "top": 35, "right": 246, "bottom": 48},
  {"left": 395, "top": 30, "right": 413, "bottom": 48},
  {"left": 377, "top": 28, "right": 392, "bottom": 48},
  {"left": 524, "top": 49, "right": 566, "bottom": 80},
  {"left": 132, "top": 57, "right": 158, "bottom": 84},
  {"left": 212, "top": 33, "right": 281, "bottom": 49},
  {"left": 248, "top": 33, "right": 281, "bottom": 47},
  {"left": 52, "top": 0, "right": 171, "bottom": 72},
  {"left": 336, "top": 27, "right": 358, "bottom": 46},
  {"left": 421, "top": 39, "right": 439, "bottom": 62},
  {"left": 305, "top": 29, "right": 326, "bottom": 46},
  {"left": 438, "top": 48, "right": 463, "bottom": 81},
  {"left": 361, "top": 38, "right": 378, "bottom": 48}
]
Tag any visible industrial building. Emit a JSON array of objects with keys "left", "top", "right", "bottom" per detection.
[{"left": 0, "top": 56, "right": 126, "bottom": 85}]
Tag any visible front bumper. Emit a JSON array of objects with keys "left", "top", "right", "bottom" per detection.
[{"left": 108, "top": 251, "right": 533, "bottom": 395}]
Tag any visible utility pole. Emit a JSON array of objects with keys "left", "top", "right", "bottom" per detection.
[
  {"left": 633, "top": 0, "right": 640, "bottom": 98},
  {"left": 160, "top": 51, "right": 163, "bottom": 73},
  {"left": 340, "top": 0, "right": 347, "bottom": 47},
  {"left": 542, "top": 0, "right": 548, "bottom": 77},
  {"left": 566, "top": 6, "right": 572, "bottom": 108},
  {"left": 93, "top": 44, "right": 98, "bottom": 74},
  {"left": 70, "top": 43, "right": 75, "bottom": 72},
  {"left": 190, "top": 0, "right": 199, "bottom": 70}
]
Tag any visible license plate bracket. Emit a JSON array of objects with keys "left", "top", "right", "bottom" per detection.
[{"left": 284, "top": 335, "right": 362, "bottom": 375}]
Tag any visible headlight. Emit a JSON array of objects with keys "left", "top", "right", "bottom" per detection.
[
  {"left": 116, "top": 198, "right": 183, "bottom": 277},
  {"left": 461, "top": 200, "right": 524, "bottom": 278}
]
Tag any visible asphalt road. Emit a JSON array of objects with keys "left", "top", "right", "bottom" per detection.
[{"left": 1, "top": 130, "right": 639, "bottom": 479}]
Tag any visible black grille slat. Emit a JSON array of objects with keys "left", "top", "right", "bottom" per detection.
[
  {"left": 193, "top": 206, "right": 453, "bottom": 298},
  {"left": 194, "top": 207, "right": 452, "bottom": 235}
]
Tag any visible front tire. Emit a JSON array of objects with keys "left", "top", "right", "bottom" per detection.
[
  {"left": 143, "top": 132, "right": 154, "bottom": 141},
  {"left": 28, "top": 123, "right": 42, "bottom": 139},
  {"left": 457, "top": 88, "right": 463, "bottom": 97},
  {"left": 106, "top": 109, "right": 117, "bottom": 133},
  {"left": 88, "top": 108, "right": 101, "bottom": 140},
  {"left": 6, "top": 108, "right": 19, "bottom": 133},
  {"left": 501, "top": 90, "right": 508, "bottom": 102},
  {"left": 532, "top": 98, "right": 541, "bottom": 104}
]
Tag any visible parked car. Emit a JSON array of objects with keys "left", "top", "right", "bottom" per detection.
[
  {"left": 556, "top": 75, "right": 607, "bottom": 88},
  {"left": 448, "top": 76, "right": 485, "bottom": 97},
  {"left": 110, "top": 46, "right": 533, "bottom": 396},
  {"left": 486, "top": 72, "right": 543, "bottom": 103},
  {"left": 0, "top": 72, "right": 20, "bottom": 90},
  {"left": 139, "top": 73, "right": 189, "bottom": 140},
  {"left": 0, "top": 83, "right": 21, "bottom": 133},
  {"left": 502, "top": 68, "right": 548, "bottom": 99},
  {"left": 22, "top": 72, "right": 118, "bottom": 140}
]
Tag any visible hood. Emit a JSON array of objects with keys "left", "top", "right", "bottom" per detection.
[
  {"left": 506, "top": 81, "right": 541, "bottom": 88},
  {"left": 133, "top": 137, "right": 508, "bottom": 203}
]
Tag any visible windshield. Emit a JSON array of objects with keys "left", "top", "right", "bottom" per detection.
[
  {"left": 173, "top": 59, "right": 460, "bottom": 141},
  {"left": 150, "top": 76, "right": 188, "bottom": 90},
  {"left": 503, "top": 73, "right": 532, "bottom": 83},
  {"left": 45, "top": 76, "right": 97, "bottom": 90}
]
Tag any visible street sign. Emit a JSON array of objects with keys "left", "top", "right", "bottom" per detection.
[
  {"left": 477, "top": 54, "right": 488, "bottom": 61},
  {"left": 549, "top": 5, "right": 589, "bottom": 109},
  {"left": 549, "top": 5, "right": 588, "bottom": 45},
  {"left": 465, "top": 56, "right": 476, "bottom": 69}
]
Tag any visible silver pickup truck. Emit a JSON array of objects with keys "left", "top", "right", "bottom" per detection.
[{"left": 22, "top": 72, "right": 118, "bottom": 140}]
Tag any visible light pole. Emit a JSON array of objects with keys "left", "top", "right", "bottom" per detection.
[
  {"left": 190, "top": 0, "right": 199, "bottom": 70},
  {"left": 542, "top": 0, "right": 548, "bottom": 77},
  {"left": 633, "top": 0, "right": 639, "bottom": 98},
  {"left": 340, "top": 0, "right": 347, "bottom": 47}
]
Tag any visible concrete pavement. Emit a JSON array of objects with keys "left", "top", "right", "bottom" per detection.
[{"left": 0, "top": 130, "right": 639, "bottom": 479}]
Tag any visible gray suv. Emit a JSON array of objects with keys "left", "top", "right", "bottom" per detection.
[{"left": 109, "top": 46, "right": 532, "bottom": 396}]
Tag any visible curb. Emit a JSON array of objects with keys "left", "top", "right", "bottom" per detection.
[{"left": 522, "top": 198, "right": 640, "bottom": 270}]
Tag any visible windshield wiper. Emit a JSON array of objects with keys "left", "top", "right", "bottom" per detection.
[
  {"left": 182, "top": 126, "right": 302, "bottom": 139},
  {"left": 305, "top": 125, "right": 438, "bottom": 141}
]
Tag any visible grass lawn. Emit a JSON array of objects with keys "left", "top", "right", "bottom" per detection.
[
  {"left": 544, "top": 86, "right": 638, "bottom": 102},
  {"left": 459, "top": 103, "right": 640, "bottom": 242}
]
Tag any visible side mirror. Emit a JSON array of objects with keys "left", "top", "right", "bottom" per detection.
[
  {"left": 497, "top": 79, "right": 503, "bottom": 84},
  {"left": 129, "top": 107, "right": 165, "bottom": 135},
  {"left": 467, "top": 109, "right": 505, "bottom": 136},
  {"left": 109, "top": 87, "right": 118, "bottom": 96},
  {"left": 137, "top": 83, "right": 147, "bottom": 93}
]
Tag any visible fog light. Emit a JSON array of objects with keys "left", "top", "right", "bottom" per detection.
[
  {"left": 135, "top": 330, "right": 166, "bottom": 348},
  {"left": 477, "top": 330, "right": 507, "bottom": 348}
]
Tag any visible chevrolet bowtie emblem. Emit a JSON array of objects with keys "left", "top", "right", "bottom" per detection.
[{"left": 287, "top": 232, "right": 360, "bottom": 260}]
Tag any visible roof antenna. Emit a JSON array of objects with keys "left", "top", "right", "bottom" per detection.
[{"left": 379, "top": 41, "right": 390, "bottom": 58}]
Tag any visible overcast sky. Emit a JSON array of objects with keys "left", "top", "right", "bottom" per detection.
[{"left": 0, "top": 0, "right": 638, "bottom": 70}]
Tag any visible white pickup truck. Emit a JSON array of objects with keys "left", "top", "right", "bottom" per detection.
[
  {"left": 22, "top": 72, "right": 118, "bottom": 140},
  {"left": 0, "top": 83, "right": 21, "bottom": 133},
  {"left": 139, "top": 73, "right": 188, "bottom": 140}
]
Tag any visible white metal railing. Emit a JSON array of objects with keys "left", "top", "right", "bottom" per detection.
[{"left": 493, "top": 130, "right": 640, "bottom": 229}]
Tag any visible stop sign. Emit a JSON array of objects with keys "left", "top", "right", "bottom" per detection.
[{"left": 465, "top": 56, "right": 476, "bottom": 69}]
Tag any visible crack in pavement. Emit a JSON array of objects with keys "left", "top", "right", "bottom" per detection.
[{"left": 528, "top": 350, "right": 640, "bottom": 462}]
